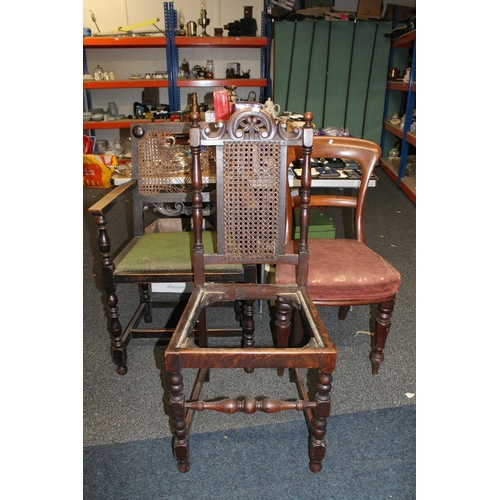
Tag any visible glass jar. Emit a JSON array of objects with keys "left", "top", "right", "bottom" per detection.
[
  {"left": 206, "top": 60, "right": 214, "bottom": 79},
  {"left": 93, "top": 65, "right": 104, "bottom": 81}
]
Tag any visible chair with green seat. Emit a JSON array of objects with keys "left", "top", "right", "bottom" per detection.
[{"left": 88, "top": 123, "right": 244, "bottom": 375}]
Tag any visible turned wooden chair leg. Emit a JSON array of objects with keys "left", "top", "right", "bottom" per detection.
[
  {"left": 107, "top": 289, "right": 128, "bottom": 375},
  {"left": 369, "top": 300, "right": 395, "bottom": 375},
  {"left": 139, "top": 283, "right": 152, "bottom": 323},
  {"left": 275, "top": 297, "right": 293, "bottom": 377},
  {"left": 169, "top": 370, "right": 190, "bottom": 473},
  {"left": 309, "top": 371, "right": 332, "bottom": 473},
  {"left": 242, "top": 299, "right": 256, "bottom": 348},
  {"left": 242, "top": 264, "right": 258, "bottom": 374},
  {"left": 96, "top": 213, "right": 128, "bottom": 375},
  {"left": 243, "top": 299, "right": 256, "bottom": 373},
  {"left": 234, "top": 299, "right": 242, "bottom": 323},
  {"left": 338, "top": 305, "right": 350, "bottom": 320}
]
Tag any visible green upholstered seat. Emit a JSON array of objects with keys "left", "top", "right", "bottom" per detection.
[{"left": 116, "top": 231, "right": 241, "bottom": 273}]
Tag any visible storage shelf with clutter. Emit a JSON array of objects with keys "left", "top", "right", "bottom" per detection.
[
  {"left": 83, "top": 2, "right": 272, "bottom": 137},
  {"left": 379, "top": 19, "right": 416, "bottom": 204}
]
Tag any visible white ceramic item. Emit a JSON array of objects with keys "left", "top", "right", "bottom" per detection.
[{"left": 264, "top": 98, "right": 280, "bottom": 118}]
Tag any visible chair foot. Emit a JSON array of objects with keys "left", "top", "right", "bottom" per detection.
[
  {"left": 369, "top": 300, "right": 395, "bottom": 375},
  {"left": 177, "top": 461, "right": 190, "bottom": 473},
  {"left": 308, "top": 371, "right": 332, "bottom": 473},
  {"left": 169, "top": 371, "right": 190, "bottom": 472},
  {"left": 111, "top": 338, "right": 128, "bottom": 375},
  {"left": 173, "top": 438, "right": 190, "bottom": 473},
  {"left": 309, "top": 435, "right": 326, "bottom": 473},
  {"left": 116, "top": 364, "right": 128, "bottom": 375},
  {"left": 309, "top": 459, "right": 323, "bottom": 473}
]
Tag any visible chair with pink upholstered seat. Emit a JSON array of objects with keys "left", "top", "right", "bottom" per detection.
[{"left": 275, "top": 136, "right": 401, "bottom": 375}]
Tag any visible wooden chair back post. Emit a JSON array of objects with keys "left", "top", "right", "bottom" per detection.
[
  {"left": 188, "top": 117, "right": 205, "bottom": 285},
  {"left": 297, "top": 117, "right": 314, "bottom": 288}
]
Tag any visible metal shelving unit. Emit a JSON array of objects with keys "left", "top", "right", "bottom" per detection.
[
  {"left": 380, "top": 24, "right": 416, "bottom": 204},
  {"left": 83, "top": 2, "right": 272, "bottom": 132}
]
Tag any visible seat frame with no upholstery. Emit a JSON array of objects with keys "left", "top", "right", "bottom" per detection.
[{"left": 165, "top": 110, "right": 337, "bottom": 473}]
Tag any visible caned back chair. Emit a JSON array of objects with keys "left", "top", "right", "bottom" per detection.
[
  {"left": 165, "top": 110, "right": 337, "bottom": 473},
  {"left": 88, "top": 124, "right": 243, "bottom": 375}
]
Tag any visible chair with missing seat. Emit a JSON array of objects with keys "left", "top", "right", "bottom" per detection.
[
  {"left": 276, "top": 136, "right": 401, "bottom": 374},
  {"left": 165, "top": 110, "right": 337, "bottom": 473},
  {"left": 88, "top": 124, "right": 244, "bottom": 374}
]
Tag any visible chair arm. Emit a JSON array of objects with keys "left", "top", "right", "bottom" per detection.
[{"left": 87, "top": 179, "right": 137, "bottom": 216}]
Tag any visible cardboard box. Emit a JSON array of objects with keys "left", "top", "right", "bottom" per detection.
[
  {"left": 356, "top": 0, "right": 383, "bottom": 20},
  {"left": 384, "top": 3, "right": 415, "bottom": 22},
  {"left": 145, "top": 218, "right": 191, "bottom": 233}
]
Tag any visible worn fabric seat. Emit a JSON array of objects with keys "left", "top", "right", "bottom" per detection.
[
  {"left": 277, "top": 239, "right": 400, "bottom": 302},
  {"left": 115, "top": 232, "right": 241, "bottom": 274}
]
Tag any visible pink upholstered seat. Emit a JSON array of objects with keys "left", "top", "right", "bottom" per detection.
[
  {"left": 276, "top": 239, "right": 401, "bottom": 302},
  {"left": 274, "top": 136, "right": 401, "bottom": 374}
]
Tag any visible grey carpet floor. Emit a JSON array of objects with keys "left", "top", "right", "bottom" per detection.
[
  {"left": 84, "top": 405, "right": 416, "bottom": 499},
  {"left": 83, "top": 166, "right": 416, "bottom": 447}
]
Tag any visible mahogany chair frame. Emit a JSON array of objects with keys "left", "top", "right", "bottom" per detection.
[{"left": 283, "top": 136, "right": 401, "bottom": 374}]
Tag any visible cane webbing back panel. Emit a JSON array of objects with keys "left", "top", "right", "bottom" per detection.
[
  {"left": 133, "top": 127, "right": 214, "bottom": 196},
  {"left": 191, "top": 108, "right": 313, "bottom": 270},
  {"left": 222, "top": 141, "right": 281, "bottom": 260}
]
